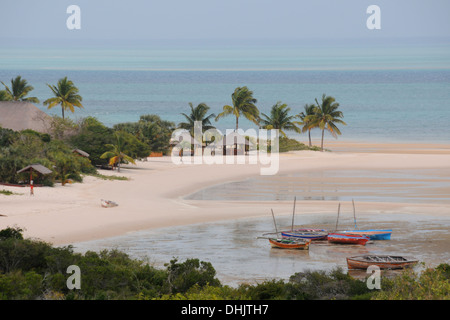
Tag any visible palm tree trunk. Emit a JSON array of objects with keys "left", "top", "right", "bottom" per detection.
[
  {"left": 321, "top": 129, "right": 325, "bottom": 151},
  {"left": 62, "top": 106, "right": 65, "bottom": 119},
  {"left": 308, "top": 129, "right": 312, "bottom": 147},
  {"left": 235, "top": 116, "right": 239, "bottom": 131}
]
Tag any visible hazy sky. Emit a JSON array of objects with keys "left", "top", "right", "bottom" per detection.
[{"left": 1, "top": 0, "right": 449, "bottom": 44}]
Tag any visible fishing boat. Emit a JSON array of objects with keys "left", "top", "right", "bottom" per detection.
[
  {"left": 327, "top": 233, "right": 370, "bottom": 245},
  {"left": 347, "top": 255, "right": 418, "bottom": 270},
  {"left": 340, "top": 229, "right": 392, "bottom": 240},
  {"left": 281, "top": 197, "right": 328, "bottom": 240},
  {"left": 339, "top": 200, "right": 392, "bottom": 240},
  {"left": 268, "top": 238, "right": 311, "bottom": 250}
]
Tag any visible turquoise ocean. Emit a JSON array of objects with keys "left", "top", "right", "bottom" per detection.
[{"left": 1, "top": 39, "right": 450, "bottom": 143}]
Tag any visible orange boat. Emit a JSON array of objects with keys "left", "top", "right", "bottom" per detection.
[{"left": 269, "top": 238, "right": 311, "bottom": 250}]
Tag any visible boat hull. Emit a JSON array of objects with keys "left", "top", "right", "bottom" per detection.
[
  {"left": 281, "top": 230, "right": 328, "bottom": 241},
  {"left": 327, "top": 233, "right": 369, "bottom": 245},
  {"left": 269, "top": 238, "right": 310, "bottom": 250},
  {"left": 347, "top": 255, "right": 418, "bottom": 270},
  {"left": 341, "top": 229, "right": 392, "bottom": 240}
]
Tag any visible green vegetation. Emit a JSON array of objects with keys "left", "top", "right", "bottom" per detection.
[
  {"left": 216, "top": 86, "right": 259, "bottom": 131},
  {"left": 44, "top": 77, "right": 83, "bottom": 119},
  {"left": 0, "top": 227, "right": 447, "bottom": 300},
  {"left": 86, "top": 173, "right": 129, "bottom": 181},
  {"left": 260, "top": 102, "right": 301, "bottom": 138},
  {"left": 100, "top": 131, "right": 138, "bottom": 172},
  {"left": 0, "top": 189, "right": 21, "bottom": 196},
  {"left": 303, "top": 94, "right": 347, "bottom": 151},
  {"left": 113, "top": 114, "right": 175, "bottom": 154},
  {"left": 179, "top": 102, "right": 216, "bottom": 135},
  {"left": 0, "top": 76, "right": 40, "bottom": 103},
  {"left": 278, "top": 137, "right": 322, "bottom": 153}
]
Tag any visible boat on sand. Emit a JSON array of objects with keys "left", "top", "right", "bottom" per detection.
[
  {"left": 269, "top": 238, "right": 311, "bottom": 250},
  {"left": 327, "top": 233, "right": 369, "bottom": 245}
]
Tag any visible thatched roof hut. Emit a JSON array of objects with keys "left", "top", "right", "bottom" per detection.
[
  {"left": 0, "top": 101, "right": 51, "bottom": 133},
  {"left": 72, "top": 149, "right": 90, "bottom": 158},
  {"left": 17, "top": 164, "right": 53, "bottom": 175}
]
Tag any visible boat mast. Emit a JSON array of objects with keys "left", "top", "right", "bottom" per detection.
[
  {"left": 271, "top": 209, "right": 279, "bottom": 238},
  {"left": 352, "top": 199, "right": 357, "bottom": 229},
  {"left": 334, "top": 203, "right": 341, "bottom": 232},
  {"left": 291, "top": 196, "right": 296, "bottom": 232}
]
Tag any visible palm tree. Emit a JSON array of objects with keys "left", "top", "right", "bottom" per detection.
[
  {"left": 296, "top": 103, "right": 316, "bottom": 147},
  {"left": 179, "top": 102, "right": 216, "bottom": 136},
  {"left": 260, "top": 102, "right": 300, "bottom": 137},
  {"left": 305, "top": 94, "right": 346, "bottom": 151},
  {"left": 100, "top": 131, "right": 136, "bottom": 172},
  {"left": 0, "top": 90, "right": 9, "bottom": 101},
  {"left": 215, "top": 86, "right": 259, "bottom": 131},
  {"left": 0, "top": 76, "right": 40, "bottom": 103},
  {"left": 43, "top": 77, "right": 83, "bottom": 119}
]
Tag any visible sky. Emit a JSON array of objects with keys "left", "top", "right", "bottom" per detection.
[{"left": 0, "top": 0, "right": 450, "bottom": 45}]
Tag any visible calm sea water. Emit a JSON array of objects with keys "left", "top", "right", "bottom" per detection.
[{"left": 1, "top": 41, "right": 450, "bottom": 143}]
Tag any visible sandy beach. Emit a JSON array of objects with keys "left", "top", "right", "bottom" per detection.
[{"left": 1, "top": 140, "right": 450, "bottom": 249}]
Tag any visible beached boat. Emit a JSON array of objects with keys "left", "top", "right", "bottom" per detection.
[
  {"left": 269, "top": 238, "right": 311, "bottom": 250},
  {"left": 327, "top": 233, "right": 370, "bottom": 245},
  {"left": 341, "top": 200, "right": 392, "bottom": 240},
  {"left": 340, "top": 229, "right": 392, "bottom": 240},
  {"left": 101, "top": 199, "right": 118, "bottom": 208},
  {"left": 281, "top": 230, "right": 328, "bottom": 240},
  {"left": 346, "top": 255, "right": 418, "bottom": 270}
]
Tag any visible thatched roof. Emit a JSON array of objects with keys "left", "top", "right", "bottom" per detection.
[
  {"left": 72, "top": 149, "right": 90, "bottom": 157},
  {"left": 0, "top": 101, "right": 51, "bottom": 133},
  {"left": 17, "top": 164, "right": 52, "bottom": 175}
]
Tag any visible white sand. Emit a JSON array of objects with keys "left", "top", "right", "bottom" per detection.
[{"left": 1, "top": 141, "right": 450, "bottom": 246}]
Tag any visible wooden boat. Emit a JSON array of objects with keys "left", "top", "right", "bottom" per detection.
[
  {"left": 269, "top": 238, "right": 311, "bottom": 250},
  {"left": 281, "top": 230, "right": 328, "bottom": 241},
  {"left": 327, "top": 233, "right": 370, "bottom": 245},
  {"left": 340, "top": 229, "right": 392, "bottom": 240},
  {"left": 347, "top": 255, "right": 418, "bottom": 270}
]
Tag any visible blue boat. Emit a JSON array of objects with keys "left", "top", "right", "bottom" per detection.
[{"left": 340, "top": 229, "right": 392, "bottom": 240}]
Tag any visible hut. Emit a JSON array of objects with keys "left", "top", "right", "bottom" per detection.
[
  {"left": 17, "top": 164, "right": 53, "bottom": 194},
  {"left": 72, "top": 149, "right": 90, "bottom": 158},
  {"left": 211, "top": 132, "right": 255, "bottom": 155},
  {"left": 0, "top": 101, "right": 51, "bottom": 133}
]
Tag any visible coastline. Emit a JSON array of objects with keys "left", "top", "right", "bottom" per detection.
[{"left": 1, "top": 140, "right": 450, "bottom": 247}]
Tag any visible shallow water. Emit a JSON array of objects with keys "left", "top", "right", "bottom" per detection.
[
  {"left": 72, "top": 212, "right": 450, "bottom": 287},
  {"left": 185, "top": 168, "right": 450, "bottom": 204}
]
